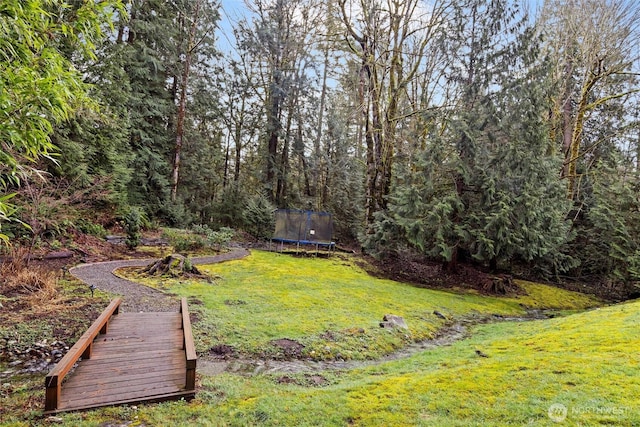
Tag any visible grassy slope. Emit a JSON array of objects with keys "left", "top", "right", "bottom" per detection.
[
  {"left": 5, "top": 250, "right": 638, "bottom": 426},
  {"left": 128, "top": 251, "right": 598, "bottom": 361},
  {"left": 47, "top": 298, "right": 639, "bottom": 426}
]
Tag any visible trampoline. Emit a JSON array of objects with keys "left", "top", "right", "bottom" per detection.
[{"left": 270, "top": 209, "right": 335, "bottom": 253}]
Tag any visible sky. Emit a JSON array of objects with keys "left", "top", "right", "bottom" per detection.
[
  {"left": 215, "top": 0, "right": 546, "bottom": 53},
  {"left": 216, "top": 0, "right": 247, "bottom": 53}
]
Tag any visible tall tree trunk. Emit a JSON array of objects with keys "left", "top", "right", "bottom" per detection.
[
  {"left": 223, "top": 135, "right": 230, "bottom": 189},
  {"left": 370, "top": 59, "right": 384, "bottom": 214},
  {"left": 364, "top": 99, "right": 377, "bottom": 226},
  {"left": 566, "top": 74, "right": 598, "bottom": 200},
  {"left": 560, "top": 60, "right": 574, "bottom": 180},
  {"left": 116, "top": 20, "right": 124, "bottom": 43},
  {"left": 171, "top": 0, "right": 201, "bottom": 202},
  {"left": 127, "top": 5, "right": 137, "bottom": 43},
  {"left": 266, "top": 91, "right": 281, "bottom": 202},
  {"left": 296, "top": 110, "right": 311, "bottom": 197},
  {"left": 276, "top": 108, "right": 292, "bottom": 206},
  {"left": 359, "top": 34, "right": 380, "bottom": 227},
  {"left": 233, "top": 97, "right": 246, "bottom": 183},
  {"left": 340, "top": 0, "right": 434, "bottom": 228},
  {"left": 321, "top": 124, "right": 334, "bottom": 207},
  {"left": 636, "top": 114, "right": 640, "bottom": 175},
  {"left": 234, "top": 124, "right": 242, "bottom": 182},
  {"left": 313, "top": 36, "right": 330, "bottom": 203}
]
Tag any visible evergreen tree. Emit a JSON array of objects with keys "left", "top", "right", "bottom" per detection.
[
  {"left": 382, "top": 0, "right": 573, "bottom": 273},
  {"left": 47, "top": 0, "right": 222, "bottom": 225},
  {"left": 338, "top": 0, "right": 448, "bottom": 228},
  {"left": 573, "top": 159, "right": 640, "bottom": 293},
  {"left": 120, "top": 0, "right": 176, "bottom": 217},
  {"left": 322, "top": 98, "right": 365, "bottom": 242},
  {"left": 170, "top": 0, "right": 220, "bottom": 202},
  {"left": 49, "top": 38, "right": 133, "bottom": 209},
  {"left": 235, "top": 0, "right": 319, "bottom": 206},
  {"left": 169, "top": 0, "right": 221, "bottom": 226}
]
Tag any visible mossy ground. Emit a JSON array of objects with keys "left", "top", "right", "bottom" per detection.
[
  {"left": 121, "top": 251, "right": 598, "bottom": 361},
  {"left": 4, "top": 250, "right": 637, "bottom": 426},
  {"left": 8, "top": 300, "right": 637, "bottom": 426}
]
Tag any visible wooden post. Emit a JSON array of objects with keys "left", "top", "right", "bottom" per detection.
[
  {"left": 180, "top": 298, "right": 197, "bottom": 391},
  {"left": 81, "top": 342, "right": 93, "bottom": 359},
  {"left": 44, "top": 376, "right": 60, "bottom": 412}
]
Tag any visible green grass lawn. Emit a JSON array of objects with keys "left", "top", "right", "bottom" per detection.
[
  {"left": 24, "top": 298, "right": 639, "bottom": 427},
  {"left": 124, "top": 250, "right": 599, "bottom": 361},
  {"left": 5, "top": 250, "right": 638, "bottom": 427}
]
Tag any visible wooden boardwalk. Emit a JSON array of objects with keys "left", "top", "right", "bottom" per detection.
[{"left": 45, "top": 298, "right": 196, "bottom": 413}]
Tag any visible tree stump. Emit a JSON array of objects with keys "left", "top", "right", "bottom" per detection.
[
  {"left": 483, "top": 274, "right": 519, "bottom": 295},
  {"left": 143, "top": 254, "right": 206, "bottom": 278}
]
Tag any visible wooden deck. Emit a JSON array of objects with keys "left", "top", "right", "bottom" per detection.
[{"left": 44, "top": 298, "right": 196, "bottom": 413}]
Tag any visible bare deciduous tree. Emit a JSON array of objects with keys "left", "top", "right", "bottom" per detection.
[
  {"left": 339, "top": 0, "right": 452, "bottom": 227},
  {"left": 541, "top": 0, "right": 640, "bottom": 199}
]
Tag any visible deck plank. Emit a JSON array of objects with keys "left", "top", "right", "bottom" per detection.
[
  {"left": 69, "top": 356, "right": 186, "bottom": 374},
  {"left": 62, "top": 371, "right": 186, "bottom": 396}
]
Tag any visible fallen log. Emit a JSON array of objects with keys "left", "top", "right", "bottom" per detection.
[{"left": 43, "top": 251, "right": 75, "bottom": 260}]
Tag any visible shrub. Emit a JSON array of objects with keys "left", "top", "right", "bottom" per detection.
[
  {"left": 163, "top": 225, "right": 235, "bottom": 254},
  {"left": 122, "top": 207, "right": 145, "bottom": 249},
  {"left": 0, "top": 247, "right": 57, "bottom": 304},
  {"left": 173, "top": 234, "right": 206, "bottom": 252},
  {"left": 191, "top": 224, "right": 211, "bottom": 236},
  {"left": 243, "top": 194, "right": 275, "bottom": 239},
  {"left": 192, "top": 224, "right": 234, "bottom": 250},
  {"left": 157, "top": 201, "right": 194, "bottom": 228},
  {"left": 210, "top": 227, "right": 234, "bottom": 249},
  {"left": 210, "top": 183, "right": 248, "bottom": 228},
  {"left": 162, "top": 228, "right": 205, "bottom": 253},
  {"left": 184, "top": 257, "right": 193, "bottom": 272},
  {"left": 76, "top": 219, "right": 107, "bottom": 238}
]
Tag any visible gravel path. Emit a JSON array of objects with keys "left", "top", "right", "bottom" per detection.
[{"left": 70, "top": 249, "right": 249, "bottom": 313}]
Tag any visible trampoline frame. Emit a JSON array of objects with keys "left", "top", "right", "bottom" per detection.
[{"left": 270, "top": 209, "right": 335, "bottom": 253}]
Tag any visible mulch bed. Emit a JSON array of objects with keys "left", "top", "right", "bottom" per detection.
[{"left": 361, "top": 252, "right": 523, "bottom": 296}]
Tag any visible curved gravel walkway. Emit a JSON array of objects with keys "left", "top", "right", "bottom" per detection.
[{"left": 70, "top": 249, "right": 249, "bottom": 313}]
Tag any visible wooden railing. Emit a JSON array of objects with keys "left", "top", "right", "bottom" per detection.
[
  {"left": 44, "top": 298, "right": 122, "bottom": 412},
  {"left": 180, "top": 297, "right": 197, "bottom": 390}
]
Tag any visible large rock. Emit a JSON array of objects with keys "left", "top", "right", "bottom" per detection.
[{"left": 379, "top": 314, "right": 408, "bottom": 329}]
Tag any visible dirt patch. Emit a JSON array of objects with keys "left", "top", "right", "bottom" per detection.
[
  {"left": 270, "top": 338, "right": 305, "bottom": 359},
  {"left": 0, "top": 295, "right": 105, "bottom": 377},
  {"left": 189, "top": 312, "right": 201, "bottom": 324},
  {"left": 1, "top": 231, "right": 151, "bottom": 280},
  {"left": 319, "top": 330, "right": 338, "bottom": 341},
  {"left": 276, "top": 375, "right": 297, "bottom": 384},
  {"left": 483, "top": 274, "right": 523, "bottom": 295},
  {"left": 209, "top": 344, "right": 238, "bottom": 359}
]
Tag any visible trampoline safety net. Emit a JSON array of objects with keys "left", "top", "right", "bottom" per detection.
[{"left": 272, "top": 209, "right": 334, "bottom": 245}]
